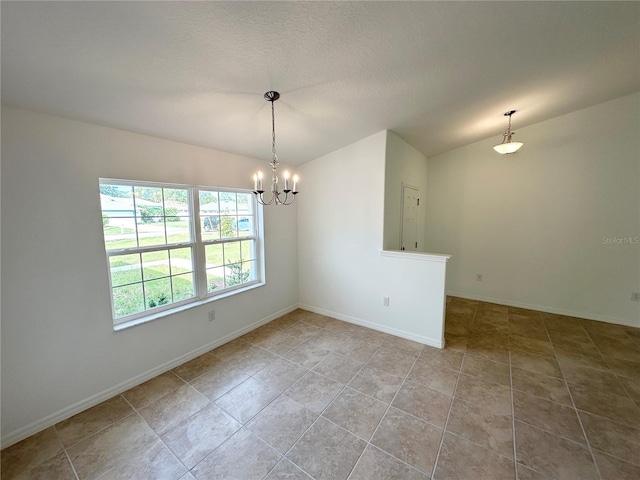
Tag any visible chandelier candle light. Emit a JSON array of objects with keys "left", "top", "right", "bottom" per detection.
[
  {"left": 493, "top": 110, "right": 524, "bottom": 154},
  {"left": 253, "top": 91, "right": 298, "bottom": 205}
]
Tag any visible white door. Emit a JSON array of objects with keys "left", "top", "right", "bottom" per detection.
[{"left": 401, "top": 185, "right": 419, "bottom": 251}]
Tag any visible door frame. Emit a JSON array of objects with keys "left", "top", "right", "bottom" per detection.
[{"left": 400, "top": 182, "right": 420, "bottom": 251}]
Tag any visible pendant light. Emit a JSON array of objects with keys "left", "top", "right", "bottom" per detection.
[
  {"left": 493, "top": 110, "right": 523, "bottom": 154},
  {"left": 252, "top": 91, "right": 298, "bottom": 205}
]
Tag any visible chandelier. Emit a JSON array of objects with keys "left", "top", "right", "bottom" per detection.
[
  {"left": 493, "top": 110, "right": 524, "bottom": 154},
  {"left": 252, "top": 91, "right": 298, "bottom": 205}
]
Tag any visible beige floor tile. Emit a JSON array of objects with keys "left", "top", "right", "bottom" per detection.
[
  {"left": 367, "top": 348, "right": 417, "bottom": 377},
  {"left": 514, "top": 420, "right": 598, "bottom": 480},
  {"left": 253, "top": 357, "right": 309, "bottom": 392},
  {"left": 264, "top": 458, "right": 313, "bottom": 479},
  {"left": 466, "top": 336, "right": 511, "bottom": 364},
  {"left": 455, "top": 374, "right": 511, "bottom": 416},
  {"left": 512, "top": 390, "right": 585, "bottom": 443},
  {"left": 286, "top": 416, "right": 366, "bottom": 480},
  {"left": 55, "top": 395, "right": 133, "bottom": 447},
  {"left": 95, "top": 438, "right": 186, "bottom": 480},
  {"left": 348, "top": 364, "right": 404, "bottom": 404},
  {"left": 511, "top": 367, "right": 572, "bottom": 406},
  {"left": 284, "top": 321, "right": 323, "bottom": 341},
  {"left": 189, "top": 361, "right": 250, "bottom": 400},
  {"left": 0, "top": 427, "right": 63, "bottom": 480},
  {"left": 171, "top": 351, "right": 223, "bottom": 382},
  {"left": 210, "top": 337, "right": 253, "bottom": 362},
  {"left": 227, "top": 346, "right": 279, "bottom": 376},
  {"left": 434, "top": 432, "right": 515, "bottom": 480},
  {"left": 283, "top": 341, "right": 332, "bottom": 368},
  {"left": 306, "top": 330, "right": 347, "bottom": 351},
  {"left": 509, "top": 335, "right": 555, "bottom": 358},
  {"left": 192, "top": 428, "right": 281, "bottom": 479},
  {"left": 515, "top": 463, "right": 550, "bottom": 480},
  {"left": 391, "top": 379, "right": 452, "bottom": 427},
  {"left": 380, "top": 335, "right": 424, "bottom": 356},
  {"left": 592, "top": 449, "right": 640, "bottom": 480},
  {"left": 462, "top": 354, "right": 511, "bottom": 386},
  {"left": 510, "top": 350, "right": 562, "bottom": 378},
  {"left": 302, "top": 313, "right": 340, "bottom": 329},
  {"left": 312, "top": 352, "right": 364, "bottom": 384},
  {"left": 267, "top": 312, "right": 303, "bottom": 331},
  {"left": 618, "top": 375, "right": 640, "bottom": 402},
  {"left": 284, "top": 371, "right": 343, "bottom": 414},
  {"left": 333, "top": 336, "right": 379, "bottom": 362},
  {"left": 444, "top": 333, "right": 468, "bottom": 351},
  {"left": 569, "top": 384, "right": 640, "bottom": 428},
  {"left": 161, "top": 402, "right": 241, "bottom": 469},
  {"left": 370, "top": 407, "right": 442, "bottom": 476},
  {"left": 560, "top": 362, "right": 628, "bottom": 396},
  {"left": 258, "top": 331, "right": 305, "bottom": 356},
  {"left": 578, "top": 410, "right": 640, "bottom": 464},
  {"left": 214, "top": 377, "right": 280, "bottom": 424},
  {"left": 241, "top": 324, "right": 280, "bottom": 345},
  {"left": 407, "top": 360, "right": 459, "bottom": 395},
  {"left": 12, "top": 452, "right": 75, "bottom": 480},
  {"left": 418, "top": 346, "right": 464, "bottom": 371},
  {"left": 247, "top": 395, "right": 317, "bottom": 454},
  {"left": 350, "top": 444, "right": 429, "bottom": 480},
  {"left": 138, "top": 383, "right": 209, "bottom": 435},
  {"left": 350, "top": 326, "right": 391, "bottom": 346},
  {"left": 122, "top": 372, "right": 185, "bottom": 409},
  {"left": 603, "top": 356, "right": 640, "bottom": 380},
  {"left": 67, "top": 413, "right": 157, "bottom": 479},
  {"left": 446, "top": 398, "right": 514, "bottom": 459},
  {"left": 322, "top": 387, "right": 387, "bottom": 440}
]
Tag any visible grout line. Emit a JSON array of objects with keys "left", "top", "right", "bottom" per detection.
[
  {"left": 542, "top": 317, "right": 604, "bottom": 480},
  {"left": 432, "top": 301, "right": 478, "bottom": 479}
]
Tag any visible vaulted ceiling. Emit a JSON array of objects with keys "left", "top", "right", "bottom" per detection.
[{"left": 2, "top": 1, "right": 638, "bottom": 165}]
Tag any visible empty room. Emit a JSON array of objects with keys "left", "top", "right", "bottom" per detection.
[{"left": 1, "top": 2, "right": 639, "bottom": 479}]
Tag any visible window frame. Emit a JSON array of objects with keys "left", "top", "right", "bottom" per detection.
[{"left": 99, "top": 178, "right": 264, "bottom": 329}]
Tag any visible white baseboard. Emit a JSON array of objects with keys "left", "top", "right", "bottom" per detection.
[
  {"left": 1, "top": 304, "right": 298, "bottom": 449},
  {"left": 447, "top": 291, "right": 639, "bottom": 328},
  {"left": 298, "top": 303, "right": 443, "bottom": 349}
]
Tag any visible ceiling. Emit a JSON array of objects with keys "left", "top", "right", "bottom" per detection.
[{"left": 2, "top": 1, "right": 639, "bottom": 165}]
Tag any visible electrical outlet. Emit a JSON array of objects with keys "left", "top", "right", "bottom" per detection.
[
  {"left": 632, "top": 292, "right": 640, "bottom": 302},
  {"left": 383, "top": 297, "right": 390, "bottom": 307},
  {"left": 476, "top": 274, "right": 482, "bottom": 281},
  {"left": 208, "top": 310, "right": 216, "bottom": 322}
]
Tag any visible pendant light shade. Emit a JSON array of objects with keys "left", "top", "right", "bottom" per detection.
[{"left": 494, "top": 110, "right": 523, "bottom": 154}]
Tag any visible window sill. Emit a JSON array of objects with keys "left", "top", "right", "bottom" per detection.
[{"left": 113, "top": 281, "right": 265, "bottom": 332}]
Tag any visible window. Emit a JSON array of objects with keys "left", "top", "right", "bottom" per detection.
[{"left": 99, "top": 179, "right": 263, "bottom": 327}]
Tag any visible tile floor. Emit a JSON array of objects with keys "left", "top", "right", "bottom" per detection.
[{"left": 2, "top": 298, "right": 640, "bottom": 479}]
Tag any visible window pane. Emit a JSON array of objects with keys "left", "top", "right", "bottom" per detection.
[
  {"left": 237, "top": 216, "right": 253, "bottom": 237},
  {"left": 225, "top": 263, "right": 249, "bottom": 287},
  {"left": 207, "top": 267, "right": 225, "bottom": 292},
  {"left": 166, "top": 216, "right": 191, "bottom": 243},
  {"left": 201, "top": 215, "right": 220, "bottom": 241},
  {"left": 144, "top": 277, "right": 172, "bottom": 309},
  {"left": 220, "top": 216, "right": 237, "bottom": 239},
  {"left": 137, "top": 217, "right": 167, "bottom": 247},
  {"left": 205, "top": 244, "right": 223, "bottom": 267},
  {"left": 243, "top": 260, "right": 257, "bottom": 282},
  {"left": 241, "top": 240, "right": 256, "bottom": 262},
  {"left": 224, "top": 242, "right": 241, "bottom": 265},
  {"left": 164, "top": 188, "right": 190, "bottom": 216},
  {"left": 113, "top": 283, "right": 144, "bottom": 319},
  {"left": 219, "top": 192, "right": 237, "bottom": 215},
  {"left": 200, "top": 191, "right": 219, "bottom": 215},
  {"left": 103, "top": 218, "right": 138, "bottom": 250},
  {"left": 142, "top": 250, "right": 169, "bottom": 280},
  {"left": 237, "top": 193, "right": 253, "bottom": 216},
  {"left": 169, "top": 248, "right": 192, "bottom": 274},
  {"left": 172, "top": 273, "right": 194, "bottom": 301},
  {"left": 110, "top": 254, "right": 142, "bottom": 287}
]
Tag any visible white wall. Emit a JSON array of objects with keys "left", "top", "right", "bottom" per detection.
[
  {"left": 426, "top": 93, "right": 640, "bottom": 326},
  {"left": 383, "top": 131, "right": 429, "bottom": 251},
  {"left": 1, "top": 107, "right": 299, "bottom": 444},
  {"left": 297, "top": 131, "right": 448, "bottom": 347}
]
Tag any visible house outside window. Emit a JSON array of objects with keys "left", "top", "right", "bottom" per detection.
[{"left": 99, "top": 179, "right": 263, "bottom": 328}]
